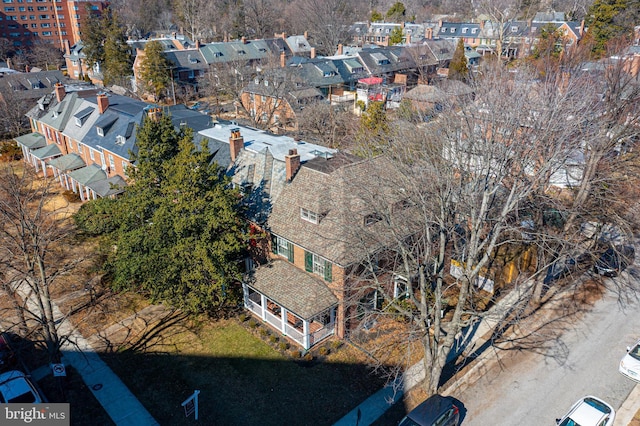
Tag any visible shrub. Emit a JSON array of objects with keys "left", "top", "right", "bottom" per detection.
[
  {"left": 290, "top": 349, "right": 302, "bottom": 358},
  {"left": 318, "top": 346, "right": 330, "bottom": 356},
  {"left": 303, "top": 352, "right": 313, "bottom": 362},
  {"left": 330, "top": 340, "right": 343, "bottom": 350},
  {"left": 268, "top": 335, "right": 278, "bottom": 344},
  {"left": 238, "top": 312, "right": 248, "bottom": 322},
  {"left": 278, "top": 341, "right": 289, "bottom": 351},
  {"left": 247, "top": 318, "right": 258, "bottom": 328},
  {"left": 258, "top": 327, "right": 269, "bottom": 337}
]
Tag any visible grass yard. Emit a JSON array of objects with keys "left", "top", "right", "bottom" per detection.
[{"left": 102, "top": 319, "right": 386, "bottom": 426}]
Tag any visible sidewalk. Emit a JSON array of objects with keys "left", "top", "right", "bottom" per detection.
[
  {"left": 14, "top": 281, "right": 159, "bottom": 426},
  {"left": 616, "top": 384, "right": 640, "bottom": 426},
  {"left": 333, "top": 283, "right": 534, "bottom": 426}
]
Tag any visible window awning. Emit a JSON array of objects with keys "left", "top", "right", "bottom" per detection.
[{"left": 249, "top": 260, "right": 337, "bottom": 320}]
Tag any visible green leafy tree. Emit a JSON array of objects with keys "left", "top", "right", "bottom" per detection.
[
  {"left": 77, "top": 115, "right": 246, "bottom": 314},
  {"left": 386, "top": 2, "right": 406, "bottom": 21},
  {"left": 586, "top": 0, "right": 637, "bottom": 57},
  {"left": 138, "top": 41, "right": 171, "bottom": 101},
  {"left": 389, "top": 26, "right": 404, "bottom": 45},
  {"left": 448, "top": 38, "right": 469, "bottom": 82},
  {"left": 370, "top": 9, "right": 383, "bottom": 22}
]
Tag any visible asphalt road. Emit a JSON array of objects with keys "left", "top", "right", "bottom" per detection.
[{"left": 454, "top": 281, "right": 640, "bottom": 426}]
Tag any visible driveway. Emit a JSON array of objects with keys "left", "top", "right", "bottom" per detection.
[{"left": 451, "top": 286, "right": 640, "bottom": 425}]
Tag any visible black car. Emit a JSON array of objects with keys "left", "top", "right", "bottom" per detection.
[
  {"left": 594, "top": 245, "right": 635, "bottom": 277},
  {"left": 398, "top": 394, "right": 460, "bottom": 426}
]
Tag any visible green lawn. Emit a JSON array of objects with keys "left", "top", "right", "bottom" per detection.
[{"left": 102, "top": 320, "right": 385, "bottom": 426}]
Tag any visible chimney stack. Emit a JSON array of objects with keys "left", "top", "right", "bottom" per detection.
[
  {"left": 97, "top": 93, "right": 109, "bottom": 114},
  {"left": 229, "top": 128, "right": 244, "bottom": 162},
  {"left": 241, "top": 36, "right": 247, "bottom": 44},
  {"left": 280, "top": 51, "right": 286, "bottom": 68},
  {"left": 285, "top": 148, "right": 300, "bottom": 182},
  {"left": 310, "top": 47, "right": 316, "bottom": 59},
  {"left": 54, "top": 83, "right": 66, "bottom": 103},
  {"left": 147, "top": 107, "right": 162, "bottom": 121},
  {"left": 304, "top": 31, "right": 308, "bottom": 39},
  {"left": 338, "top": 44, "right": 343, "bottom": 55},
  {"left": 195, "top": 39, "right": 201, "bottom": 49}
]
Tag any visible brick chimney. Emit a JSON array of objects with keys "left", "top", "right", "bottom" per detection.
[
  {"left": 285, "top": 148, "right": 300, "bottom": 182},
  {"left": 241, "top": 36, "right": 247, "bottom": 44},
  {"left": 280, "top": 51, "right": 286, "bottom": 68},
  {"left": 97, "top": 93, "right": 109, "bottom": 114},
  {"left": 338, "top": 44, "right": 343, "bottom": 55},
  {"left": 229, "top": 128, "right": 244, "bottom": 162},
  {"left": 304, "top": 31, "right": 308, "bottom": 39},
  {"left": 195, "top": 39, "right": 201, "bottom": 49},
  {"left": 406, "top": 33, "right": 411, "bottom": 45},
  {"left": 310, "top": 47, "right": 316, "bottom": 59},
  {"left": 54, "top": 83, "right": 66, "bottom": 102},
  {"left": 147, "top": 107, "right": 162, "bottom": 121}
]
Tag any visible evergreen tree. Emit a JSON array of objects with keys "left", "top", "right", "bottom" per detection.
[
  {"left": 356, "top": 101, "right": 390, "bottom": 155},
  {"left": 586, "top": 0, "right": 636, "bottom": 57},
  {"left": 77, "top": 115, "right": 247, "bottom": 315},
  {"left": 448, "top": 38, "right": 469, "bottom": 82},
  {"left": 370, "top": 10, "right": 383, "bottom": 22},
  {"left": 389, "top": 27, "right": 404, "bottom": 45},
  {"left": 81, "top": 7, "right": 131, "bottom": 85},
  {"left": 386, "top": 2, "right": 406, "bottom": 22},
  {"left": 103, "top": 10, "right": 132, "bottom": 86},
  {"left": 138, "top": 40, "right": 171, "bottom": 101}
]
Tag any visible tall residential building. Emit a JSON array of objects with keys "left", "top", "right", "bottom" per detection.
[{"left": 0, "top": 0, "right": 108, "bottom": 50}]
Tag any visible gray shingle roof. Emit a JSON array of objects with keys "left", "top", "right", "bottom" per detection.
[
  {"left": 30, "top": 144, "right": 61, "bottom": 160},
  {"left": 250, "top": 259, "right": 337, "bottom": 320},
  {"left": 14, "top": 132, "right": 45, "bottom": 149},
  {"left": 68, "top": 164, "right": 107, "bottom": 185},
  {"left": 268, "top": 154, "right": 405, "bottom": 266},
  {"left": 86, "top": 175, "right": 127, "bottom": 197},
  {"left": 48, "top": 153, "right": 85, "bottom": 171}
]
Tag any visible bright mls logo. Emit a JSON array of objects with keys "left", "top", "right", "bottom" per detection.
[{"left": 2, "top": 404, "right": 69, "bottom": 425}]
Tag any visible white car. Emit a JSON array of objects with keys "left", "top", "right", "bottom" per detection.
[
  {"left": 556, "top": 396, "right": 615, "bottom": 426},
  {"left": 620, "top": 339, "right": 640, "bottom": 381},
  {"left": 0, "top": 370, "right": 43, "bottom": 403}
]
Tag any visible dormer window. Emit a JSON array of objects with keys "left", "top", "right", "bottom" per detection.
[
  {"left": 301, "top": 207, "right": 319, "bottom": 224},
  {"left": 441, "top": 27, "right": 447, "bottom": 33},
  {"left": 74, "top": 107, "right": 93, "bottom": 127},
  {"left": 116, "top": 135, "right": 126, "bottom": 146},
  {"left": 188, "top": 56, "right": 199, "bottom": 64},
  {"left": 511, "top": 26, "right": 518, "bottom": 32},
  {"left": 97, "top": 127, "right": 104, "bottom": 136},
  {"left": 462, "top": 28, "right": 468, "bottom": 33},
  {"left": 450, "top": 28, "right": 455, "bottom": 33},
  {"left": 471, "top": 28, "right": 477, "bottom": 34}
]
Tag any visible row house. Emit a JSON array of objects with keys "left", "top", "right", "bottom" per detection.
[
  {"left": 16, "top": 83, "right": 212, "bottom": 200},
  {"left": 349, "top": 21, "right": 428, "bottom": 47}
]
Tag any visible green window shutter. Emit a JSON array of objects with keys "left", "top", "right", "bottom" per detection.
[
  {"left": 324, "top": 260, "right": 332, "bottom": 282},
  {"left": 305, "top": 251, "right": 313, "bottom": 272},
  {"left": 271, "top": 234, "right": 278, "bottom": 254},
  {"left": 287, "top": 241, "right": 294, "bottom": 263}
]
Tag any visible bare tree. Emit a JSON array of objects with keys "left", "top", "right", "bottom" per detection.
[
  {"left": 0, "top": 90, "right": 30, "bottom": 138},
  {"left": 296, "top": 101, "right": 356, "bottom": 148},
  {"left": 0, "top": 166, "right": 83, "bottom": 363},
  {"left": 341, "top": 58, "right": 640, "bottom": 395},
  {"left": 244, "top": 0, "right": 281, "bottom": 39},
  {"left": 28, "top": 41, "right": 64, "bottom": 71}
]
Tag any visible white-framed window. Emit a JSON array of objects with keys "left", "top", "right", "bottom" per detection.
[
  {"left": 122, "top": 161, "right": 128, "bottom": 177},
  {"left": 272, "top": 235, "right": 294, "bottom": 262},
  {"left": 108, "top": 154, "right": 115, "bottom": 168},
  {"left": 312, "top": 253, "right": 325, "bottom": 276},
  {"left": 96, "top": 127, "right": 104, "bottom": 136},
  {"left": 300, "top": 207, "right": 319, "bottom": 224},
  {"left": 77, "top": 143, "right": 83, "bottom": 155},
  {"left": 89, "top": 148, "right": 95, "bottom": 160}
]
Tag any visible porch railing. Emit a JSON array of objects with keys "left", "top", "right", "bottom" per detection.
[
  {"left": 309, "top": 322, "right": 335, "bottom": 346},
  {"left": 264, "top": 310, "right": 281, "bottom": 330}
]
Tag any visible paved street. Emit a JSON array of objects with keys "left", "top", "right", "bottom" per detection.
[{"left": 452, "top": 285, "right": 640, "bottom": 425}]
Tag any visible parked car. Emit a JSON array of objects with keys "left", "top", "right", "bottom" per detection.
[
  {"left": 0, "top": 370, "right": 43, "bottom": 403},
  {"left": 556, "top": 396, "right": 615, "bottom": 426},
  {"left": 619, "top": 339, "right": 640, "bottom": 382},
  {"left": 398, "top": 394, "right": 460, "bottom": 426},
  {"left": 594, "top": 245, "right": 635, "bottom": 277},
  {"left": 544, "top": 253, "right": 591, "bottom": 285}
]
